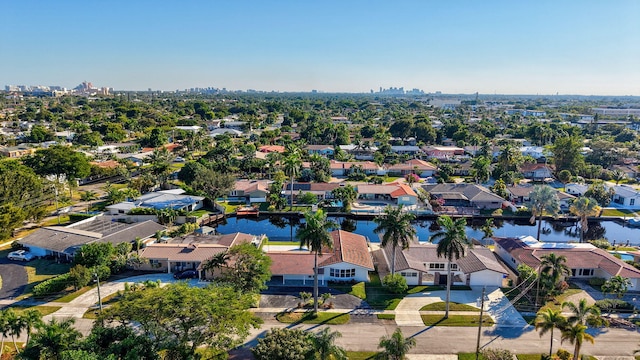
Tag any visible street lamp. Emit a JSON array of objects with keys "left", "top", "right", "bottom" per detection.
[
  {"left": 94, "top": 272, "right": 103, "bottom": 313},
  {"left": 475, "top": 287, "right": 487, "bottom": 360}
]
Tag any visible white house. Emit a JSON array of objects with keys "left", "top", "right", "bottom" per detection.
[
  {"left": 382, "top": 243, "right": 507, "bottom": 287},
  {"left": 612, "top": 185, "right": 640, "bottom": 209},
  {"left": 357, "top": 184, "right": 418, "bottom": 206},
  {"left": 267, "top": 230, "right": 374, "bottom": 285},
  {"left": 494, "top": 236, "right": 640, "bottom": 290},
  {"left": 519, "top": 146, "right": 546, "bottom": 159},
  {"left": 565, "top": 183, "right": 589, "bottom": 197}
]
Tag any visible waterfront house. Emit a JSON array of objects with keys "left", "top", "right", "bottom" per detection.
[
  {"left": 423, "top": 146, "right": 465, "bottom": 160},
  {"left": 386, "top": 159, "right": 437, "bottom": 178},
  {"left": 565, "top": 183, "right": 589, "bottom": 197},
  {"left": 106, "top": 190, "right": 205, "bottom": 215},
  {"left": 382, "top": 243, "right": 507, "bottom": 287},
  {"left": 267, "top": 230, "right": 374, "bottom": 285},
  {"left": 230, "top": 179, "right": 272, "bottom": 203},
  {"left": 493, "top": 236, "right": 640, "bottom": 290},
  {"left": 356, "top": 184, "right": 418, "bottom": 206},
  {"left": 282, "top": 182, "right": 340, "bottom": 203},
  {"left": 306, "top": 145, "right": 335, "bottom": 157},
  {"left": 422, "top": 183, "right": 506, "bottom": 210},
  {"left": 329, "top": 160, "right": 384, "bottom": 177},
  {"left": 520, "top": 163, "right": 554, "bottom": 181},
  {"left": 611, "top": 185, "right": 640, "bottom": 209}
]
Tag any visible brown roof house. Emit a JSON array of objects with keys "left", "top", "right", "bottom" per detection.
[
  {"left": 381, "top": 243, "right": 507, "bottom": 287},
  {"left": 229, "top": 179, "right": 272, "bottom": 203},
  {"left": 139, "top": 232, "right": 265, "bottom": 278},
  {"left": 494, "top": 236, "right": 640, "bottom": 290},
  {"left": 266, "top": 230, "right": 374, "bottom": 285},
  {"left": 423, "top": 183, "right": 507, "bottom": 210},
  {"left": 386, "top": 159, "right": 437, "bottom": 178}
]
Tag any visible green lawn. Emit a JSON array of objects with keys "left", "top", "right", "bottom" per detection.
[
  {"left": 539, "top": 289, "right": 584, "bottom": 312},
  {"left": 376, "top": 313, "right": 395, "bottom": 320},
  {"left": 517, "top": 354, "right": 544, "bottom": 360},
  {"left": 54, "top": 284, "right": 97, "bottom": 303},
  {"left": 421, "top": 314, "right": 494, "bottom": 326},
  {"left": 21, "top": 259, "right": 71, "bottom": 298},
  {"left": 275, "top": 311, "right": 350, "bottom": 325},
  {"left": 346, "top": 352, "right": 378, "bottom": 359},
  {"left": 601, "top": 208, "right": 635, "bottom": 217},
  {"left": 8, "top": 305, "right": 61, "bottom": 316},
  {"left": 420, "top": 302, "right": 480, "bottom": 312}
]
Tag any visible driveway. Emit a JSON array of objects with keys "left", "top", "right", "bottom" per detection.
[{"left": 0, "top": 258, "right": 28, "bottom": 299}]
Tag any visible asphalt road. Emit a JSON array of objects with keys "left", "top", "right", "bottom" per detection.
[{"left": 0, "top": 258, "right": 28, "bottom": 299}]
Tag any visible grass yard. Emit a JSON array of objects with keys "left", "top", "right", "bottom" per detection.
[
  {"left": 420, "top": 302, "right": 480, "bottom": 312},
  {"left": 8, "top": 305, "right": 61, "bottom": 316},
  {"left": 346, "top": 352, "right": 378, "bottom": 359},
  {"left": 517, "top": 355, "right": 544, "bottom": 360},
  {"left": 53, "top": 284, "right": 96, "bottom": 303},
  {"left": 220, "top": 201, "right": 245, "bottom": 214},
  {"left": 601, "top": 208, "right": 635, "bottom": 217},
  {"left": 539, "top": 289, "right": 584, "bottom": 312},
  {"left": 21, "top": 259, "right": 71, "bottom": 298},
  {"left": 421, "top": 314, "right": 494, "bottom": 327},
  {"left": 275, "top": 311, "right": 350, "bottom": 325},
  {"left": 376, "top": 313, "right": 395, "bottom": 320},
  {"left": 40, "top": 215, "right": 71, "bottom": 226}
]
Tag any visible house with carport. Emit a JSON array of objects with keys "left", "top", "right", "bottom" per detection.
[
  {"left": 357, "top": 184, "right": 418, "bottom": 206},
  {"left": 493, "top": 236, "right": 640, "bottom": 290},
  {"left": 266, "top": 230, "right": 374, "bottom": 285},
  {"left": 381, "top": 243, "right": 507, "bottom": 287}
]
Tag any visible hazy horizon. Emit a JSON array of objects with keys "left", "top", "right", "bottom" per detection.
[{"left": 2, "top": 1, "right": 639, "bottom": 96}]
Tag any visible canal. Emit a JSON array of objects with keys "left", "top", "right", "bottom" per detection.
[{"left": 214, "top": 215, "right": 640, "bottom": 246}]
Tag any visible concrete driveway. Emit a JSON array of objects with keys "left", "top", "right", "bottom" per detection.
[
  {"left": 0, "top": 258, "right": 28, "bottom": 299},
  {"left": 394, "top": 287, "right": 528, "bottom": 327}
]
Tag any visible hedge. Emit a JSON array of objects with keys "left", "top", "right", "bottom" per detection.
[
  {"left": 595, "top": 299, "right": 635, "bottom": 312},
  {"left": 33, "top": 273, "right": 72, "bottom": 296}
]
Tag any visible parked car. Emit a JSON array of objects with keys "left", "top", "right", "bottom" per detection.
[
  {"left": 174, "top": 157, "right": 185, "bottom": 162},
  {"left": 173, "top": 269, "right": 198, "bottom": 279},
  {"left": 7, "top": 250, "right": 35, "bottom": 262}
]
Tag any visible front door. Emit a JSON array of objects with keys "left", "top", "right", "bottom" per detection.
[{"left": 439, "top": 274, "right": 448, "bottom": 285}]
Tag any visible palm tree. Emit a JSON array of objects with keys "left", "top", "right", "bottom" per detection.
[
  {"left": 312, "top": 327, "right": 347, "bottom": 360},
  {"left": 22, "top": 318, "right": 81, "bottom": 360},
  {"left": 480, "top": 218, "right": 495, "bottom": 244},
  {"left": 561, "top": 323, "right": 594, "bottom": 360},
  {"left": 529, "top": 185, "right": 560, "bottom": 241},
  {"left": 540, "top": 253, "right": 570, "bottom": 287},
  {"left": 562, "top": 298, "right": 603, "bottom": 327},
  {"left": 79, "top": 190, "right": 98, "bottom": 213},
  {"left": 430, "top": 215, "right": 472, "bottom": 319},
  {"left": 0, "top": 310, "right": 10, "bottom": 358},
  {"left": 373, "top": 205, "right": 417, "bottom": 275},
  {"left": 5, "top": 309, "right": 25, "bottom": 354},
  {"left": 283, "top": 152, "right": 302, "bottom": 208},
  {"left": 378, "top": 328, "right": 416, "bottom": 360},
  {"left": 569, "top": 197, "right": 601, "bottom": 243},
  {"left": 535, "top": 308, "right": 568, "bottom": 357},
  {"left": 296, "top": 210, "right": 335, "bottom": 314},
  {"left": 201, "top": 251, "right": 230, "bottom": 279},
  {"left": 22, "top": 309, "right": 43, "bottom": 346}
]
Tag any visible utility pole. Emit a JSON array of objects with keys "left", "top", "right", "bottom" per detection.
[
  {"left": 475, "top": 287, "right": 486, "bottom": 360},
  {"left": 95, "top": 272, "right": 103, "bottom": 313},
  {"left": 53, "top": 185, "right": 60, "bottom": 225}
]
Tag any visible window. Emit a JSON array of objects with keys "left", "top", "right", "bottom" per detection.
[
  {"left": 578, "top": 269, "right": 594, "bottom": 276},
  {"left": 429, "top": 263, "right": 445, "bottom": 270},
  {"left": 400, "top": 272, "right": 417, "bottom": 277},
  {"left": 330, "top": 268, "right": 355, "bottom": 278},
  {"left": 450, "top": 264, "right": 458, "bottom": 270},
  {"left": 632, "top": 199, "right": 635, "bottom": 206}
]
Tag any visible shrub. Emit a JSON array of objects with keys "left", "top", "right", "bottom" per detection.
[
  {"left": 589, "top": 239, "right": 610, "bottom": 249},
  {"left": 491, "top": 208, "right": 503, "bottom": 216},
  {"left": 69, "top": 264, "right": 92, "bottom": 290},
  {"left": 481, "top": 348, "right": 514, "bottom": 360},
  {"left": 556, "top": 349, "right": 571, "bottom": 360},
  {"left": 515, "top": 208, "right": 532, "bottom": 217},
  {"left": 127, "top": 207, "right": 157, "bottom": 215},
  {"left": 382, "top": 273, "right": 408, "bottom": 294},
  {"left": 92, "top": 264, "right": 111, "bottom": 282},
  {"left": 595, "top": 298, "right": 634, "bottom": 312},
  {"left": 589, "top": 277, "right": 606, "bottom": 287},
  {"left": 33, "top": 273, "right": 72, "bottom": 296}
]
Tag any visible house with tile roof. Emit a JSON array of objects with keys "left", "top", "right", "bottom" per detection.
[
  {"left": 18, "top": 216, "right": 165, "bottom": 260},
  {"left": 386, "top": 159, "right": 437, "bottom": 178},
  {"left": 520, "top": 163, "right": 554, "bottom": 181},
  {"left": 139, "top": 232, "right": 264, "bottom": 277},
  {"left": 423, "top": 183, "right": 507, "bottom": 210},
  {"left": 230, "top": 179, "right": 272, "bottom": 203},
  {"left": 329, "top": 160, "right": 384, "bottom": 177},
  {"left": 493, "top": 236, "right": 640, "bottom": 290},
  {"left": 282, "top": 182, "right": 341, "bottom": 203},
  {"left": 267, "top": 230, "right": 374, "bottom": 285},
  {"left": 423, "top": 145, "right": 465, "bottom": 160},
  {"left": 258, "top": 145, "right": 286, "bottom": 153},
  {"left": 381, "top": 243, "right": 507, "bottom": 287},
  {"left": 357, "top": 184, "right": 418, "bottom": 206},
  {"left": 611, "top": 185, "right": 640, "bottom": 209},
  {"left": 306, "top": 145, "right": 335, "bottom": 157}
]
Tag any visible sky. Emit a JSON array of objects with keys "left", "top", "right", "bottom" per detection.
[{"left": 1, "top": 1, "right": 639, "bottom": 95}]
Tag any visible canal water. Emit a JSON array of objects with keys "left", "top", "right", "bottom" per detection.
[{"left": 214, "top": 216, "right": 640, "bottom": 246}]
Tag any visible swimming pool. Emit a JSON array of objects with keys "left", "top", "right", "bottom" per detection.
[
  {"left": 609, "top": 251, "right": 635, "bottom": 262},
  {"left": 357, "top": 202, "right": 391, "bottom": 207}
]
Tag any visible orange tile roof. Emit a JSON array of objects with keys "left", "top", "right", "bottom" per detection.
[
  {"left": 390, "top": 184, "right": 418, "bottom": 198},
  {"left": 258, "top": 145, "right": 286, "bottom": 153},
  {"left": 90, "top": 160, "right": 120, "bottom": 169},
  {"left": 319, "top": 230, "right": 374, "bottom": 270},
  {"left": 267, "top": 252, "right": 316, "bottom": 275}
]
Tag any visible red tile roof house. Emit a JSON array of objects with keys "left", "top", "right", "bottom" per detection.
[
  {"left": 381, "top": 243, "right": 508, "bottom": 287},
  {"left": 493, "top": 236, "right": 640, "bottom": 290},
  {"left": 520, "top": 163, "right": 554, "bottom": 181},
  {"left": 266, "top": 230, "right": 374, "bottom": 285},
  {"left": 386, "top": 159, "right": 437, "bottom": 178},
  {"left": 356, "top": 184, "right": 418, "bottom": 206},
  {"left": 258, "top": 145, "right": 286, "bottom": 153},
  {"left": 138, "top": 232, "right": 264, "bottom": 278},
  {"left": 329, "top": 160, "right": 384, "bottom": 177},
  {"left": 229, "top": 179, "right": 272, "bottom": 203},
  {"left": 422, "top": 146, "right": 465, "bottom": 160}
]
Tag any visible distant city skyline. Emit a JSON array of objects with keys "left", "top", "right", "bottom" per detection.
[{"left": 1, "top": 1, "right": 639, "bottom": 95}]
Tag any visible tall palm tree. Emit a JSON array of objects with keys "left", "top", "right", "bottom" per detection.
[
  {"left": 373, "top": 205, "right": 417, "bottom": 275},
  {"left": 22, "top": 318, "right": 81, "bottom": 360},
  {"left": 430, "top": 215, "right": 472, "bottom": 319},
  {"left": 312, "top": 327, "right": 347, "bottom": 360},
  {"left": 5, "top": 309, "right": 25, "bottom": 354},
  {"left": 0, "top": 310, "right": 10, "bottom": 358},
  {"left": 562, "top": 298, "right": 603, "bottom": 327},
  {"left": 540, "top": 253, "right": 570, "bottom": 290},
  {"left": 283, "top": 152, "right": 302, "bottom": 208},
  {"left": 535, "top": 308, "right": 568, "bottom": 357},
  {"left": 22, "top": 309, "right": 43, "bottom": 346},
  {"left": 378, "top": 328, "right": 416, "bottom": 360},
  {"left": 296, "top": 210, "right": 335, "bottom": 314},
  {"left": 569, "top": 197, "right": 601, "bottom": 243},
  {"left": 79, "top": 190, "right": 98, "bottom": 213},
  {"left": 201, "top": 251, "right": 230, "bottom": 279},
  {"left": 529, "top": 185, "right": 560, "bottom": 241},
  {"left": 561, "top": 323, "right": 594, "bottom": 360}
]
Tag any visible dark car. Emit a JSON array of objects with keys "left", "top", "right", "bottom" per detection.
[{"left": 173, "top": 269, "right": 198, "bottom": 279}]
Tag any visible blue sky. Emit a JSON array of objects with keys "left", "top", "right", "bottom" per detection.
[{"left": 1, "top": 1, "right": 639, "bottom": 95}]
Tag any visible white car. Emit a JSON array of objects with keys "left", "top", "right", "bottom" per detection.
[{"left": 7, "top": 250, "right": 35, "bottom": 262}]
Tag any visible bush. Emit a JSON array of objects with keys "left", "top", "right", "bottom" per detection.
[
  {"left": 92, "top": 264, "right": 111, "bottom": 282},
  {"left": 382, "top": 273, "right": 408, "bottom": 294},
  {"left": 595, "top": 298, "right": 634, "bottom": 312},
  {"left": 481, "top": 348, "right": 514, "bottom": 360},
  {"left": 69, "top": 264, "right": 92, "bottom": 290},
  {"left": 556, "top": 349, "right": 571, "bottom": 360},
  {"left": 33, "top": 273, "right": 72, "bottom": 296},
  {"left": 589, "top": 239, "right": 610, "bottom": 249},
  {"left": 589, "top": 277, "right": 606, "bottom": 287},
  {"left": 127, "top": 207, "right": 158, "bottom": 215},
  {"left": 491, "top": 208, "right": 503, "bottom": 216},
  {"left": 515, "top": 208, "right": 532, "bottom": 217}
]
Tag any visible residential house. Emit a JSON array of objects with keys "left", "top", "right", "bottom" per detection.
[
  {"left": 106, "top": 190, "right": 205, "bottom": 215},
  {"left": 329, "top": 160, "right": 384, "bottom": 177},
  {"left": 282, "top": 182, "right": 340, "bottom": 203},
  {"left": 423, "top": 183, "right": 506, "bottom": 210},
  {"left": 116, "top": 151, "right": 153, "bottom": 166},
  {"left": 611, "top": 164, "right": 638, "bottom": 180},
  {"left": 519, "top": 146, "right": 546, "bottom": 159},
  {"left": 423, "top": 146, "right": 465, "bottom": 160},
  {"left": 612, "top": 185, "right": 640, "bottom": 209},
  {"left": 382, "top": 243, "right": 507, "bottom": 287},
  {"left": 18, "top": 216, "right": 164, "bottom": 260},
  {"left": 557, "top": 191, "right": 576, "bottom": 210},
  {"left": 565, "top": 183, "right": 589, "bottom": 197},
  {"left": 357, "top": 184, "right": 418, "bottom": 206},
  {"left": 493, "top": 236, "right": 640, "bottom": 290},
  {"left": 267, "top": 230, "right": 374, "bottom": 285},
  {"left": 520, "top": 163, "right": 554, "bottom": 181},
  {"left": 506, "top": 185, "right": 534, "bottom": 204},
  {"left": 258, "top": 145, "right": 286, "bottom": 153},
  {"left": 230, "top": 180, "right": 272, "bottom": 203},
  {"left": 210, "top": 128, "right": 243, "bottom": 137},
  {"left": 139, "top": 232, "right": 264, "bottom": 276},
  {"left": 390, "top": 145, "right": 422, "bottom": 156},
  {"left": 0, "top": 144, "right": 36, "bottom": 158},
  {"left": 338, "top": 144, "right": 378, "bottom": 160},
  {"left": 306, "top": 145, "right": 335, "bottom": 157},
  {"left": 386, "top": 159, "right": 437, "bottom": 178}
]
